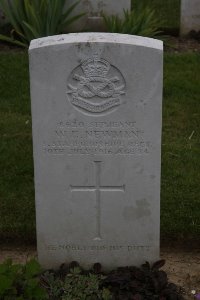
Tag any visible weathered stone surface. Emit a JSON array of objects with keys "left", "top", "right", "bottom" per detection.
[
  {"left": 181, "top": 0, "right": 200, "bottom": 35},
  {"left": 64, "top": 0, "right": 131, "bottom": 32},
  {"left": 29, "top": 33, "right": 163, "bottom": 270}
]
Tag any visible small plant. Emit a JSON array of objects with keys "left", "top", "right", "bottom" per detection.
[
  {"left": 0, "top": 259, "right": 185, "bottom": 299},
  {"left": 101, "top": 260, "right": 184, "bottom": 299},
  {"left": 0, "top": 258, "right": 47, "bottom": 300},
  {"left": 62, "top": 267, "right": 112, "bottom": 300},
  {"left": 40, "top": 271, "right": 63, "bottom": 300},
  {"left": 0, "top": 0, "right": 84, "bottom": 47},
  {"left": 103, "top": 5, "right": 162, "bottom": 38},
  {"left": 41, "top": 264, "right": 112, "bottom": 300}
]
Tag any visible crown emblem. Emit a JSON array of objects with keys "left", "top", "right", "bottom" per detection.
[
  {"left": 81, "top": 57, "right": 110, "bottom": 78},
  {"left": 67, "top": 56, "right": 126, "bottom": 114}
]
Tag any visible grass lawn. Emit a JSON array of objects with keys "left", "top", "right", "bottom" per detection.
[
  {"left": 0, "top": 52, "right": 35, "bottom": 243},
  {"left": 162, "top": 53, "right": 200, "bottom": 240},
  {"left": 0, "top": 50, "right": 199, "bottom": 244}
]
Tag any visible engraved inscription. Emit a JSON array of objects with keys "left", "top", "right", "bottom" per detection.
[
  {"left": 70, "top": 161, "right": 125, "bottom": 240},
  {"left": 46, "top": 244, "right": 151, "bottom": 252},
  {"left": 43, "top": 120, "right": 151, "bottom": 156},
  {"left": 67, "top": 55, "right": 126, "bottom": 114}
]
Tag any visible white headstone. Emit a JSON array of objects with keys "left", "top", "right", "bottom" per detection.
[
  {"left": 181, "top": 0, "right": 200, "bottom": 35},
  {"left": 64, "top": 0, "right": 131, "bottom": 32},
  {"left": 29, "top": 33, "right": 163, "bottom": 270}
]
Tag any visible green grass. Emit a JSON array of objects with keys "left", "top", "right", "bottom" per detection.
[
  {"left": 132, "top": 0, "right": 181, "bottom": 31},
  {"left": 0, "top": 51, "right": 199, "bottom": 244},
  {"left": 161, "top": 53, "right": 200, "bottom": 239},
  {"left": 0, "top": 52, "right": 35, "bottom": 243}
]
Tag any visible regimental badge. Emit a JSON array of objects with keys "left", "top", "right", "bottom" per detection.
[{"left": 67, "top": 56, "right": 126, "bottom": 114}]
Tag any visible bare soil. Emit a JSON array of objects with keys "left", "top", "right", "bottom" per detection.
[
  {"left": 161, "top": 248, "right": 200, "bottom": 299},
  {"left": 165, "top": 36, "right": 200, "bottom": 53},
  {"left": 0, "top": 246, "right": 199, "bottom": 299}
]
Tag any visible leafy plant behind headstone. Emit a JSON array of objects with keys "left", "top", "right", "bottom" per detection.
[
  {"left": 0, "top": 0, "right": 84, "bottom": 47},
  {"left": 103, "top": 6, "right": 162, "bottom": 37}
]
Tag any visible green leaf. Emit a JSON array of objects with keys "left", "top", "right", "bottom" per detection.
[
  {"left": 0, "top": 34, "right": 28, "bottom": 47},
  {"left": 24, "top": 259, "right": 42, "bottom": 277},
  {"left": 103, "top": 6, "right": 163, "bottom": 38},
  {"left": 62, "top": 0, "right": 80, "bottom": 19},
  {"left": 0, "top": 275, "right": 13, "bottom": 295},
  {"left": 0, "top": 259, "right": 12, "bottom": 274},
  {"left": 22, "top": 21, "right": 40, "bottom": 39},
  {"left": 0, "top": 0, "right": 20, "bottom": 32},
  {"left": 61, "top": 13, "right": 85, "bottom": 31},
  {"left": 0, "top": 0, "right": 83, "bottom": 46}
]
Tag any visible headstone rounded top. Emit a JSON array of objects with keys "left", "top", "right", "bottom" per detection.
[
  {"left": 29, "top": 33, "right": 163, "bottom": 51},
  {"left": 29, "top": 27, "right": 163, "bottom": 270}
]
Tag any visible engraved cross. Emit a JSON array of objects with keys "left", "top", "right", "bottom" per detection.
[{"left": 70, "top": 161, "right": 125, "bottom": 240}]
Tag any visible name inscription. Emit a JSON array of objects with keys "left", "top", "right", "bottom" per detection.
[{"left": 43, "top": 120, "right": 151, "bottom": 156}]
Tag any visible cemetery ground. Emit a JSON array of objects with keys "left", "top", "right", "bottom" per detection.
[{"left": 0, "top": 43, "right": 200, "bottom": 299}]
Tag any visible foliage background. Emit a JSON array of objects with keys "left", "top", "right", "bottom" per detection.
[{"left": 132, "top": 0, "right": 181, "bottom": 32}]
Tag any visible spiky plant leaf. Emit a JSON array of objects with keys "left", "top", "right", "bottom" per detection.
[
  {"left": 0, "top": 0, "right": 84, "bottom": 47},
  {"left": 103, "top": 7, "right": 162, "bottom": 38}
]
